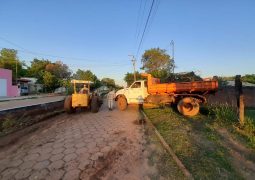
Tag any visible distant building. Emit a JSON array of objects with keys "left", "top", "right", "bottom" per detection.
[
  {"left": 0, "top": 68, "right": 19, "bottom": 97},
  {"left": 19, "top": 77, "right": 43, "bottom": 94}
]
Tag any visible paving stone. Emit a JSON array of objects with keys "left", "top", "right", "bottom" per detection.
[
  {"left": 12, "top": 152, "right": 27, "bottom": 160},
  {"left": 87, "top": 146, "right": 99, "bottom": 154},
  {"left": 40, "top": 147, "right": 53, "bottom": 154},
  {"left": 42, "top": 142, "right": 54, "bottom": 148},
  {"left": 64, "top": 160, "right": 79, "bottom": 171},
  {"left": 63, "top": 153, "right": 77, "bottom": 162},
  {"left": 63, "top": 147, "right": 76, "bottom": 155},
  {"left": 87, "top": 142, "right": 97, "bottom": 149},
  {"left": 28, "top": 147, "right": 41, "bottom": 154},
  {"left": 63, "top": 169, "right": 80, "bottom": 180},
  {"left": 75, "top": 147, "right": 88, "bottom": 155},
  {"left": 90, "top": 152, "right": 104, "bottom": 161},
  {"left": 64, "top": 143, "right": 74, "bottom": 148},
  {"left": 51, "top": 147, "right": 65, "bottom": 155},
  {"left": 108, "top": 141, "right": 118, "bottom": 149},
  {"left": 51, "top": 153, "right": 64, "bottom": 160},
  {"left": 37, "top": 153, "right": 51, "bottom": 162},
  {"left": 19, "top": 160, "right": 36, "bottom": 171},
  {"left": 100, "top": 146, "right": 111, "bottom": 155},
  {"left": 52, "top": 143, "right": 63, "bottom": 149},
  {"left": 48, "top": 160, "right": 64, "bottom": 171},
  {"left": 47, "top": 169, "right": 65, "bottom": 180},
  {"left": 33, "top": 160, "right": 50, "bottom": 170},
  {"left": 23, "top": 153, "right": 39, "bottom": 161},
  {"left": 75, "top": 142, "right": 85, "bottom": 148},
  {"left": 1, "top": 168, "right": 19, "bottom": 179},
  {"left": 29, "top": 169, "right": 49, "bottom": 180},
  {"left": 78, "top": 159, "right": 91, "bottom": 170},
  {"left": 8, "top": 159, "right": 23, "bottom": 167},
  {"left": 15, "top": 168, "right": 32, "bottom": 179}
]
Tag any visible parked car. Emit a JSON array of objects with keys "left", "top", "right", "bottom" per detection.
[{"left": 20, "top": 87, "right": 29, "bottom": 95}]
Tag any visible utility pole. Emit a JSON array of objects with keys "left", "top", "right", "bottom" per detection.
[
  {"left": 15, "top": 58, "right": 18, "bottom": 84},
  {"left": 170, "top": 40, "right": 175, "bottom": 73},
  {"left": 129, "top": 55, "right": 136, "bottom": 81}
]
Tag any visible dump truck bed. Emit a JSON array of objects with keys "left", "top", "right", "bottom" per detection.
[{"left": 142, "top": 73, "right": 218, "bottom": 95}]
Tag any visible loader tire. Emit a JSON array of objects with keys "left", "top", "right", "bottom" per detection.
[
  {"left": 64, "top": 96, "right": 75, "bottom": 114},
  {"left": 177, "top": 97, "right": 200, "bottom": 117},
  {"left": 91, "top": 96, "right": 99, "bottom": 113},
  {"left": 117, "top": 96, "right": 127, "bottom": 111}
]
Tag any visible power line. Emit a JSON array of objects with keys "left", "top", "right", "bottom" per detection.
[
  {"left": 0, "top": 38, "right": 127, "bottom": 64},
  {"left": 145, "top": 0, "right": 160, "bottom": 37},
  {"left": 134, "top": 0, "right": 144, "bottom": 39},
  {"left": 136, "top": 0, "right": 156, "bottom": 58}
]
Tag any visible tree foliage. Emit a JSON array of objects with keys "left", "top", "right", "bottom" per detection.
[
  {"left": 73, "top": 69, "right": 101, "bottom": 89},
  {"left": 43, "top": 71, "right": 58, "bottom": 91},
  {"left": 0, "top": 48, "right": 24, "bottom": 80},
  {"left": 124, "top": 71, "right": 143, "bottom": 86},
  {"left": 242, "top": 74, "right": 255, "bottom": 84},
  {"left": 27, "top": 59, "right": 51, "bottom": 83},
  {"left": 101, "top": 77, "right": 115, "bottom": 88},
  {"left": 141, "top": 48, "right": 175, "bottom": 81}
]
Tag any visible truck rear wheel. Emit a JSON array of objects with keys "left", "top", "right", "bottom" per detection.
[
  {"left": 91, "top": 96, "right": 99, "bottom": 113},
  {"left": 177, "top": 97, "right": 200, "bottom": 117},
  {"left": 117, "top": 96, "right": 127, "bottom": 111},
  {"left": 64, "top": 96, "right": 75, "bottom": 113}
]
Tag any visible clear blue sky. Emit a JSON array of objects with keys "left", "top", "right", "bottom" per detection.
[{"left": 0, "top": 0, "right": 254, "bottom": 85}]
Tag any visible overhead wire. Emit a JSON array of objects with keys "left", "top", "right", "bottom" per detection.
[
  {"left": 0, "top": 38, "right": 129, "bottom": 67},
  {"left": 136, "top": 0, "right": 156, "bottom": 58},
  {"left": 134, "top": 0, "right": 144, "bottom": 39}
]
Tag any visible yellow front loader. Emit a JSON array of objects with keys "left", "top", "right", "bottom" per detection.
[{"left": 64, "top": 80, "right": 101, "bottom": 113}]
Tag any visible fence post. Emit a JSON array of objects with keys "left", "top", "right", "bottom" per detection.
[
  {"left": 239, "top": 95, "right": 244, "bottom": 126},
  {"left": 235, "top": 75, "right": 244, "bottom": 126}
]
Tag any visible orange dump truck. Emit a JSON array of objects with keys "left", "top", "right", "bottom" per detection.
[{"left": 115, "top": 73, "right": 218, "bottom": 116}]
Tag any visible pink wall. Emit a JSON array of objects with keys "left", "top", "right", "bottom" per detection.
[{"left": 0, "top": 68, "right": 19, "bottom": 97}]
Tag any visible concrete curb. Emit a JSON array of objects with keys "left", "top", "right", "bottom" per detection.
[
  {"left": 141, "top": 110, "right": 193, "bottom": 179},
  {"left": 0, "top": 99, "right": 64, "bottom": 114}
]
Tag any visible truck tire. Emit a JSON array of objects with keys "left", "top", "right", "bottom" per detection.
[
  {"left": 91, "top": 96, "right": 99, "bottom": 113},
  {"left": 64, "top": 96, "right": 75, "bottom": 113},
  {"left": 177, "top": 97, "right": 200, "bottom": 117},
  {"left": 117, "top": 96, "right": 127, "bottom": 111}
]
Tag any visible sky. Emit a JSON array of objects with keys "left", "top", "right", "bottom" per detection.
[{"left": 0, "top": 0, "right": 254, "bottom": 86}]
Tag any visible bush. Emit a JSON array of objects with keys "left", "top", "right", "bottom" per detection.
[
  {"left": 207, "top": 103, "right": 238, "bottom": 125},
  {"left": 2, "top": 118, "right": 16, "bottom": 130}
]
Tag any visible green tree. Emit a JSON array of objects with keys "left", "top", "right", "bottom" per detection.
[
  {"left": 141, "top": 48, "right": 174, "bottom": 81},
  {"left": 0, "top": 48, "right": 24, "bottom": 80},
  {"left": 43, "top": 71, "right": 58, "bottom": 91},
  {"left": 73, "top": 69, "right": 101, "bottom": 89},
  {"left": 45, "top": 61, "right": 71, "bottom": 79},
  {"left": 242, "top": 74, "right": 255, "bottom": 84},
  {"left": 27, "top": 58, "right": 51, "bottom": 83},
  {"left": 124, "top": 71, "right": 142, "bottom": 86},
  {"left": 101, "top": 78, "right": 115, "bottom": 88}
]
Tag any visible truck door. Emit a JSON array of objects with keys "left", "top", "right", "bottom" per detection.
[{"left": 128, "top": 81, "right": 143, "bottom": 103}]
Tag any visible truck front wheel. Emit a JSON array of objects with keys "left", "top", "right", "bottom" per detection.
[
  {"left": 177, "top": 97, "right": 200, "bottom": 117},
  {"left": 117, "top": 96, "right": 127, "bottom": 111}
]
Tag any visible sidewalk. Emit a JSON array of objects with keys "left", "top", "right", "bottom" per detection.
[
  {"left": 0, "top": 95, "right": 66, "bottom": 111},
  {"left": 0, "top": 94, "right": 61, "bottom": 102}
]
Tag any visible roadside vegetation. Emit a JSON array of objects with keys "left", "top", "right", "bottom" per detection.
[{"left": 144, "top": 104, "right": 255, "bottom": 179}]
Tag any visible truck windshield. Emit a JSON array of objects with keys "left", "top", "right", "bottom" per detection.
[{"left": 131, "top": 82, "right": 141, "bottom": 88}]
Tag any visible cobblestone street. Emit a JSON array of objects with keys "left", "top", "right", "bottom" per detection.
[{"left": 0, "top": 104, "right": 153, "bottom": 180}]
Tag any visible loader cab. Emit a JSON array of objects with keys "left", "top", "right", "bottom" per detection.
[{"left": 127, "top": 80, "right": 148, "bottom": 103}]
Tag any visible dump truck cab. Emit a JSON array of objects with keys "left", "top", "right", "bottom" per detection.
[{"left": 115, "top": 80, "right": 148, "bottom": 104}]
